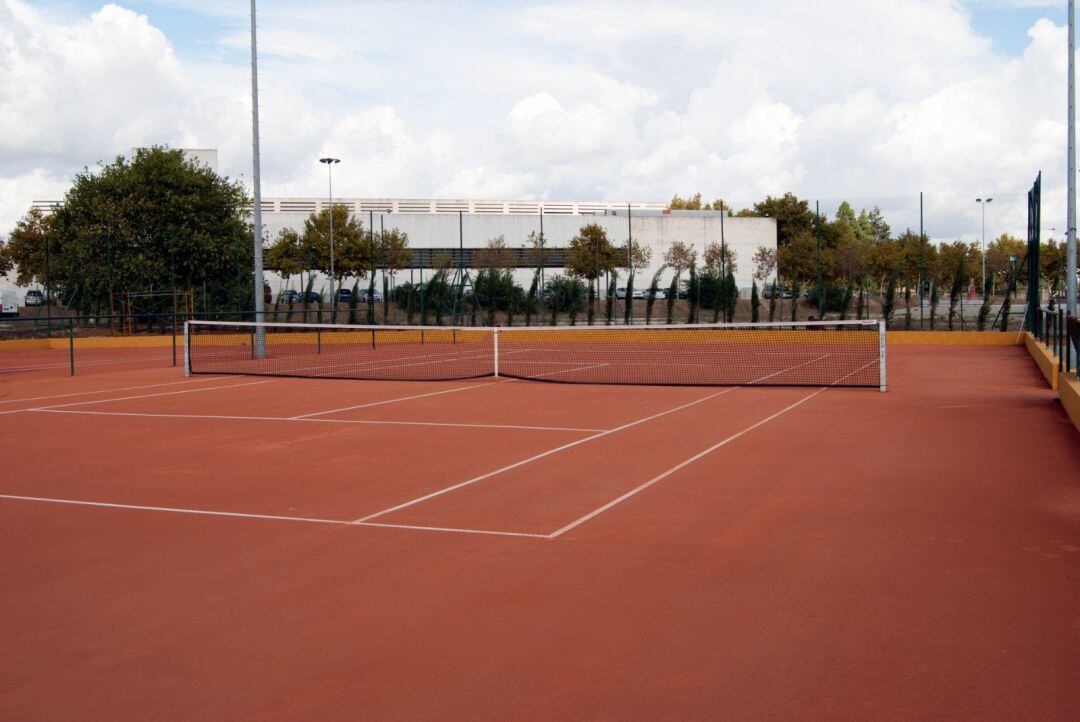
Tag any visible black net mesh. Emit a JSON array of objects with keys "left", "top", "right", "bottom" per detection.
[{"left": 187, "top": 321, "right": 884, "bottom": 388}]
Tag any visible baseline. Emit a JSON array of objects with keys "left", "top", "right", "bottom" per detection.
[
  {"left": 31, "top": 408, "right": 604, "bottom": 433},
  {"left": 0, "top": 494, "right": 547, "bottom": 539}
]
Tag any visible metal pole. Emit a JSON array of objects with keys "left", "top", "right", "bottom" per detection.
[
  {"left": 815, "top": 200, "right": 822, "bottom": 317},
  {"left": 1069, "top": 0, "right": 1078, "bottom": 318},
  {"left": 250, "top": 0, "right": 266, "bottom": 357},
  {"left": 627, "top": 203, "right": 633, "bottom": 325},
  {"left": 328, "top": 165, "right": 335, "bottom": 317},
  {"left": 720, "top": 209, "right": 727, "bottom": 321},
  {"left": 380, "top": 213, "right": 386, "bottom": 323},
  {"left": 369, "top": 209, "right": 375, "bottom": 319},
  {"left": 539, "top": 208, "right": 545, "bottom": 325},
  {"left": 981, "top": 201, "right": 986, "bottom": 294},
  {"left": 919, "top": 191, "right": 925, "bottom": 329},
  {"left": 458, "top": 210, "right": 464, "bottom": 325}
]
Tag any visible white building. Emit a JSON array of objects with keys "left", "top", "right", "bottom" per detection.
[{"left": 255, "top": 197, "right": 776, "bottom": 294}]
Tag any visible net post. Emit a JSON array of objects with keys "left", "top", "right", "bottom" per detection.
[
  {"left": 493, "top": 327, "right": 500, "bottom": 379},
  {"left": 183, "top": 321, "right": 191, "bottom": 377},
  {"left": 317, "top": 327, "right": 322, "bottom": 354},
  {"left": 878, "top": 319, "right": 887, "bottom": 392},
  {"left": 371, "top": 327, "right": 376, "bottom": 350}
]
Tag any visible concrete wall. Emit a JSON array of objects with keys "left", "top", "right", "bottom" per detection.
[{"left": 262, "top": 210, "right": 777, "bottom": 295}]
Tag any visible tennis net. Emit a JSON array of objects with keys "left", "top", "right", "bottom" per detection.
[{"left": 185, "top": 320, "right": 885, "bottom": 389}]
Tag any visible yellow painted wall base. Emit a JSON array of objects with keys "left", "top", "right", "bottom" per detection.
[
  {"left": 1022, "top": 332, "right": 1080, "bottom": 436},
  {"left": 1059, "top": 372, "right": 1080, "bottom": 435},
  {"left": 1023, "top": 332, "right": 1059, "bottom": 390},
  {"left": 0, "top": 335, "right": 176, "bottom": 351},
  {"left": 889, "top": 331, "right": 1021, "bottom": 346}
]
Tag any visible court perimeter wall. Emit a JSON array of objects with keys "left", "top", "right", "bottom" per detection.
[
  {"left": 1022, "top": 331, "right": 1080, "bottom": 436},
  {"left": 0, "top": 330, "right": 1022, "bottom": 352}
]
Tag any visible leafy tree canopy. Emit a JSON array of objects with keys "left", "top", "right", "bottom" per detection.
[
  {"left": 23, "top": 147, "right": 254, "bottom": 314},
  {"left": 566, "top": 223, "right": 619, "bottom": 280}
]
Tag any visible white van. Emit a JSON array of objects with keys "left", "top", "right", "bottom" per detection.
[{"left": 1, "top": 289, "right": 17, "bottom": 317}]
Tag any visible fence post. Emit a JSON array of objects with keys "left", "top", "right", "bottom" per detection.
[
  {"left": 1058, "top": 309, "right": 1065, "bottom": 374},
  {"left": 68, "top": 319, "right": 75, "bottom": 376},
  {"left": 493, "top": 327, "right": 500, "bottom": 379}
]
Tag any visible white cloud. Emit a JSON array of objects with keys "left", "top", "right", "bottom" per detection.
[{"left": 0, "top": 0, "right": 1073, "bottom": 245}]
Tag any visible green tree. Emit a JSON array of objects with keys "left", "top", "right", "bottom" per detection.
[
  {"left": 301, "top": 204, "right": 368, "bottom": 313},
  {"left": 265, "top": 228, "right": 303, "bottom": 304},
  {"left": 644, "top": 266, "right": 666, "bottom": 325},
  {"left": 985, "top": 233, "right": 1026, "bottom": 295},
  {"left": 664, "top": 241, "right": 696, "bottom": 324},
  {"left": 619, "top": 239, "right": 652, "bottom": 324},
  {"left": 28, "top": 148, "right": 253, "bottom": 314},
  {"left": 4, "top": 206, "right": 51, "bottom": 286},
  {"left": 1041, "top": 238, "right": 1066, "bottom": 296},
  {"left": 745, "top": 193, "right": 815, "bottom": 246},
  {"left": 566, "top": 223, "right": 618, "bottom": 325},
  {"left": 545, "top": 275, "right": 585, "bottom": 326}
]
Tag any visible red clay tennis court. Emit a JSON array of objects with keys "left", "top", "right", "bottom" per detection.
[{"left": 1, "top": 339, "right": 1079, "bottom": 719}]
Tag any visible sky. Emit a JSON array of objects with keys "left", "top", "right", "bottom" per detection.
[{"left": 0, "top": 0, "right": 1074, "bottom": 243}]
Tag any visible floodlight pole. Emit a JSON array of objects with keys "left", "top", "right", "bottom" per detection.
[
  {"left": 627, "top": 203, "right": 633, "bottom": 325},
  {"left": 539, "top": 208, "right": 545, "bottom": 324},
  {"left": 1069, "top": 0, "right": 1078, "bottom": 318},
  {"left": 250, "top": 0, "right": 266, "bottom": 356},
  {"left": 320, "top": 157, "right": 340, "bottom": 318},
  {"left": 919, "top": 191, "right": 925, "bottom": 330},
  {"left": 977, "top": 197, "right": 992, "bottom": 296}
]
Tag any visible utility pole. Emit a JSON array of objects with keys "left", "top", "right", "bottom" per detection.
[
  {"left": 250, "top": 0, "right": 266, "bottom": 355},
  {"left": 1068, "top": 0, "right": 1078, "bottom": 317},
  {"left": 977, "top": 197, "right": 993, "bottom": 296},
  {"left": 919, "top": 191, "right": 925, "bottom": 330},
  {"left": 319, "top": 157, "right": 340, "bottom": 318}
]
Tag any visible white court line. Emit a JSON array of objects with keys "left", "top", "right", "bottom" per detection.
[
  {"left": 351, "top": 386, "right": 740, "bottom": 523},
  {"left": 290, "top": 382, "right": 497, "bottom": 419},
  {"left": 352, "top": 354, "right": 833, "bottom": 524},
  {"left": 26, "top": 379, "right": 273, "bottom": 411},
  {"left": 273, "top": 347, "right": 531, "bottom": 378},
  {"left": 547, "top": 387, "right": 827, "bottom": 538},
  {"left": 354, "top": 520, "right": 547, "bottom": 539},
  {"left": 0, "top": 494, "right": 545, "bottom": 539},
  {"left": 547, "top": 357, "right": 883, "bottom": 538},
  {"left": 32, "top": 408, "right": 603, "bottom": 433},
  {"left": 0, "top": 376, "right": 227, "bottom": 406},
  {"left": 273, "top": 344, "right": 502, "bottom": 376}
]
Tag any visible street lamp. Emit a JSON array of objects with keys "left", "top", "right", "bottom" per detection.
[
  {"left": 320, "top": 157, "right": 340, "bottom": 315},
  {"left": 976, "top": 197, "right": 993, "bottom": 296}
]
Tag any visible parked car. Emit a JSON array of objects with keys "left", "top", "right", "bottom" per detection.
[
  {"left": 762, "top": 285, "right": 793, "bottom": 299},
  {"left": 279, "top": 289, "right": 301, "bottom": 304},
  {"left": 361, "top": 288, "right": 383, "bottom": 303},
  {"left": 337, "top": 287, "right": 353, "bottom": 303},
  {"left": 615, "top": 288, "right": 649, "bottom": 300},
  {"left": 25, "top": 289, "right": 45, "bottom": 306}
]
